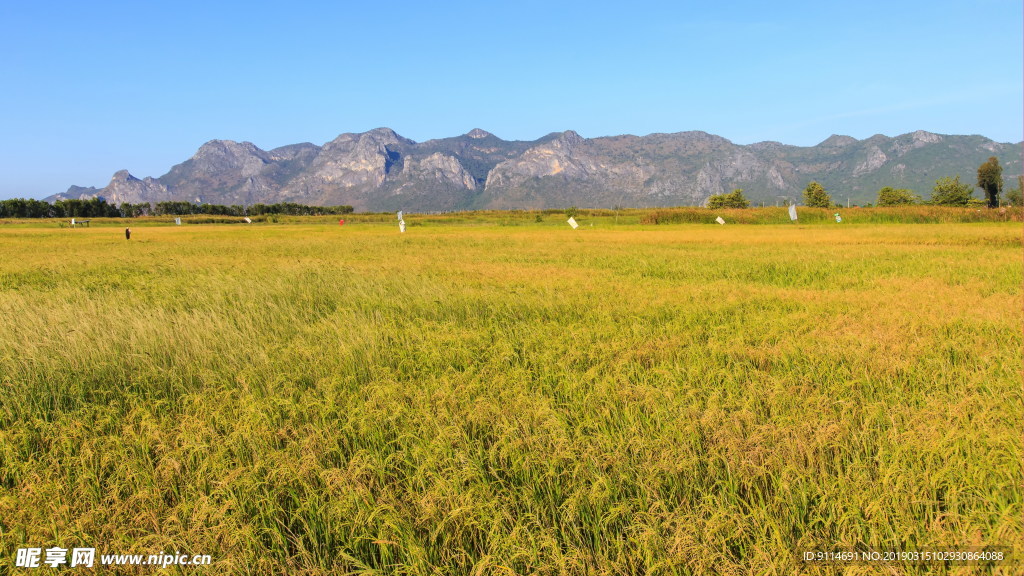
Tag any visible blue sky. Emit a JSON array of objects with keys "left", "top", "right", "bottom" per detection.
[{"left": 1, "top": 0, "right": 1020, "bottom": 200}]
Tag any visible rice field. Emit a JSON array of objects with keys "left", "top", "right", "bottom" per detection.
[{"left": 0, "top": 213, "right": 1020, "bottom": 575}]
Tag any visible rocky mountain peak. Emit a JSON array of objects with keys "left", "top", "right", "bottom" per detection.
[
  {"left": 749, "top": 141, "right": 786, "bottom": 151},
  {"left": 102, "top": 170, "right": 167, "bottom": 204},
  {"left": 888, "top": 130, "right": 946, "bottom": 157},
  {"left": 467, "top": 128, "right": 493, "bottom": 139},
  {"left": 58, "top": 185, "right": 99, "bottom": 201},
  {"left": 268, "top": 142, "right": 320, "bottom": 161},
  {"left": 558, "top": 130, "right": 583, "bottom": 147},
  {"left": 323, "top": 128, "right": 411, "bottom": 153},
  {"left": 181, "top": 140, "right": 270, "bottom": 179},
  {"left": 820, "top": 134, "right": 858, "bottom": 147},
  {"left": 363, "top": 127, "right": 413, "bottom": 146},
  {"left": 110, "top": 169, "right": 139, "bottom": 183},
  {"left": 910, "top": 130, "right": 942, "bottom": 144},
  {"left": 193, "top": 140, "right": 265, "bottom": 160}
]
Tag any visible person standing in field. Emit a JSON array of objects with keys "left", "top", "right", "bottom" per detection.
[{"left": 125, "top": 228, "right": 131, "bottom": 240}]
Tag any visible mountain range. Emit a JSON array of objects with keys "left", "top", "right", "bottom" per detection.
[{"left": 50, "top": 128, "right": 1022, "bottom": 211}]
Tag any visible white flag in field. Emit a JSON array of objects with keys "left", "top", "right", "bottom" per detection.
[
  {"left": 397, "top": 211, "right": 403, "bottom": 221},
  {"left": 175, "top": 217, "right": 181, "bottom": 225},
  {"left": 788, "top": 204, "right": 798, "bottom": 221},
  {"left": 399, "top": 220, "right": 406, "bottom": 233},
  {"left": 567, "top": 217, "right": 579, "bottom": 229},
  {"left": 244, "top": 217, "right": 252, "bottom": 224},
  {"left": 715, "top": 216, "right": 725, "bottom": 225}
]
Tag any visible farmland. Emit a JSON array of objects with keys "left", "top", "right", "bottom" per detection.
[{"left": 0, "top": 210, "right": 1020, "bottom": 574}]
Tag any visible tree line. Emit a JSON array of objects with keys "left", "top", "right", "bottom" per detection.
[
  {"left": 706, "top": 156, "right": 1021, "bottom": 209},
  {"left": 0, "top": 198, "right": 355, "bottom": 219}
]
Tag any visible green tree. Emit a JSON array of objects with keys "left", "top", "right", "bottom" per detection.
[
  {"left": 802, "top": 181, "right": 832, "bottom": 207},
  {"left": 155, "top": 201, "right": 198, "bottom": 216},
  {"left": 976, "top": 156, "right": 1003, "bottom": 208},
  {"left": 930, "top": 176, "right": 973, "bottom": 206},
  {"left": 1006, "top": 176, "right": 1023, "bottom": 207},
  {"left": 119, "top": 202, "right": 151, "bottom": 217},
  {"left": 876, "top": 186, "right": 919, "bottom": 206},
  {"left": 707, "top": 188, "right": 751, "bottom": 209}
]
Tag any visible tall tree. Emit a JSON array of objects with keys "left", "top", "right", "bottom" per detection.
[{"left": 976, "top": 156, "right": 1003, "bottom": 208}]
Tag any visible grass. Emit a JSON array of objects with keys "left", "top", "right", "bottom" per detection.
[{"left": 0, "top": 215, "right": 1020, "bottom": 575}]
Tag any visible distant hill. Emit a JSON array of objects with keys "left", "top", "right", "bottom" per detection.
[{"left": 48, "top": 128, "right": 1022, "bottom": 211}]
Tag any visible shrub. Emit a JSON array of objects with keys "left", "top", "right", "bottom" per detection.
[
  {"left": 803, "top": 182, "right": 832, "bottom": 208},
  {"left": 930, "top": 176, "right": 974, "bottom": 206},
  {"left": 876, "top": 187, "right": 919, "bottom": 206},
  {"left": 707, "top": 189, "right": 751, "bottom": 209}
]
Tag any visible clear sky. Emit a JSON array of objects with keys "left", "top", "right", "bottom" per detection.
[{"left": 1, "top": 0, "right": 1020, "bottom": 200}]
